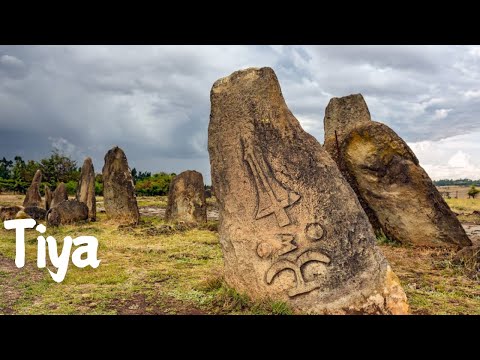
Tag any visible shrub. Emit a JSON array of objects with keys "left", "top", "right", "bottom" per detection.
[{"left": 65, "top": 180, "right": 78, "bottom": 196}]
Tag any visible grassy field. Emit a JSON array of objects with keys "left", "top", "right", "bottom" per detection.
[{"left": 1, "top": 194, "right": 479, "bottom": 315}]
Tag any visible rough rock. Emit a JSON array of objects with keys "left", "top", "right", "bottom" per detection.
[
  {"left": 46, "top": 200, "right": 88, "bottom": 226},
  {"left": 23, "top": 206, "right": 47, "bottom": 221},
  {"left": 0, "top": 206, "right": 23, "bottom": 221},
  {"left": 50, "top": 182, "right": 68, "bottom": 208},
  {"left": 208, "top": 67, "right": 408, "bottom": 314},
  {"left": 453, "top": 245, "right": 480, "bottom": 272},
  {"left": 15, "top": 210, "right": 30, "bottom": 219},
  {"left": 76, "top": 157, "right": 96, "bottom": 221},
  {"left": 22, "top": 169, "right": 42, "bottom": 207},
  {"left": 102, "top": 146, "right": 140, "bottom": 225},
  {"left": 44, "top": 185, "right": 52, "bottom": 210},
  {"left": 324, "top": 94, "right": 471, "bottom": 248},
  {"left": 165, "top": 170, "right": 207, "bottom": 223}
]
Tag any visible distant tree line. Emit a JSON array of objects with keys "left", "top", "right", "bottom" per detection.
[
  {"left": 433, "top": 178, "right": 480, "bottom": 187},
  {"left": 1, "top": 150, "right": 211, "bottom": 198},
  {"left": 131, "top": 169, "right": 176, "bottom": 196},
  {"left": 0, "top": 150, "right": 88, "bottom": 196}
]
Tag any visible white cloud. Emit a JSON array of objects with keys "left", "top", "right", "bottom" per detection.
[
  {"left": 409, "top": 132, "right": 480, "bottom": 180},
  {"left": 0, "top": 54, "right": 24, "bottom": 67},
  {"left": 48, "top": 137, "right": 85, "bottom": 161},
  {"left": 433, "top": 108, "right": 452, "bottom": 120},
  {"left": 1, "top": 45, "right": 480, "bottom": 183},
  {"left": 464, "top": 89, "right": 480, "bottom": 99}
]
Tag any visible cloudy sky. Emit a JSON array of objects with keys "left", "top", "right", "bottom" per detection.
[{"left": 1, "top": 45, "right": 479, "bottom": 183}]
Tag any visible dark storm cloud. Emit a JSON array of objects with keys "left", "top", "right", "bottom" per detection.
[{"left": 1, "top": 45, "right": 480, "bottom": 182}]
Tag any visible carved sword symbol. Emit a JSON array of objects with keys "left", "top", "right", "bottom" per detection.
[{"left": 244, "top": 142, "right": 300, "bottom": 227}]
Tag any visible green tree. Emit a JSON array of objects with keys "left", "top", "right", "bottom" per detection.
[
  {"left": 0, "top": 157, "right": 13, "bottom": 179},
  {"left": 11, "top": 156, "right": 26, "bottom": 180},
  {"left": 24, "top": 160, "right": 41, "bottom": 183},
  {"left": 135, "top": 172, "right": 175, "bottom": 196},
  {"left": 468, "top": 185, "right": 480, "bottom": 199},
  {"left": 39, "top": 149, "right": 79, "bottom": 184},
  {"left": 131, "top": 168, "right": 137, "bottom": 184}
]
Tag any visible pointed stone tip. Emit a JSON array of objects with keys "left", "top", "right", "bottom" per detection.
[
  {"left": 212, "top": 67, "right": 277, "bottom": 94},
  {"left": 84, "top": 156, "right": 93, "bottom": 163}
]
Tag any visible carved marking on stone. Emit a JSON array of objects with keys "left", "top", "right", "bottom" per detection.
[
  {"left": 257, "top": 242, "right": 274, "bottom": 259},
  {"left": 305, "top": 223, "right": 325, "bottom": 241},
  {"left": 265, "top": 250, "right": 330, "bottom": 297},
  {"left": 277, "top": 234, "right": 297, "bottom": 256},
  {"left": 243, "top": 141, "right": 300, "bottom": 227}
]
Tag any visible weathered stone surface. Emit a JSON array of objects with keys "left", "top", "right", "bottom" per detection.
[
  {"left": 15, "top": 210, "right": 30, "bottom": 219},
  {"left": 165, "top": 170, "right": 207, "bottom": 223},
  {"left": 0, "top": 206, "right": 23, "bottom": 221},
  {"left": 324, "top": 94, "right": 471, "bottom": 248},
  {"left": 102, "top": 146, "right": 139, "bottom": 225},
  {"left": 50, "top": 182, "right": 68, "bottom": 208},
  {"left": 46, "top": 200, "right": 88, "bottom": 226},
  {"left": 44, "top": 185, "right": 52, "bottom": 211},
  {"left": 208, "top": 67, "right": 408, "bottom": 314},
  {"left": 23, "top": 169, "right": 42, "bottom": 207},
  {"left": 23, "top": 206, "right": 47, "bottom": 220},
  {"left": 76, "top": 157, "right": 96, "bottom": 221},
  {"left": 453, "top": 245, "right": 480, "bottom": 272}
]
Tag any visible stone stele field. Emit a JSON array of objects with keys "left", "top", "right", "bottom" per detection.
[{"left": 1, "top": 193, "right": 479, "bottom": 315}]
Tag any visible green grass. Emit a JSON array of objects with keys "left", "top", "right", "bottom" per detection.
[
  {"left": 1, "top": 194, "right": 479, "bottom": 315},
  {"left": 136, "top": 196, "right": 168, "bottom": 208},
  {"left": 0, "top": 207, "right": 292, "bottom": 315},
  {"left": 445, "top": 198, "right": 480, "bottom": 213},
  {"left": 376, "top": 229, "right": 401, "bottom": 247}
]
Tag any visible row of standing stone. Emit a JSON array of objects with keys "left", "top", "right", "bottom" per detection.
[
  {"left": 102, "top": 146, "right": 207, "bottom": 225},
  {"left": 1, "top": 146, "right": 207, "bottom": 226}
]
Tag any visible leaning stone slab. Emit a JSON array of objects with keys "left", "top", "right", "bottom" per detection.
[
  {"left": 324, "top": 94, "right": 471, "bottom": 248},
  {"left": 208, "top": 67, "right": 408, "bottom": 314}
]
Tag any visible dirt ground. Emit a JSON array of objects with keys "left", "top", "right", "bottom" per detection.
[{"left": 1, "top": 194, "right": 479, "bottom": 315}]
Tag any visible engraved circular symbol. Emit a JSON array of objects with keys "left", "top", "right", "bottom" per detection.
[
  {"left": 305, "top": 223, "right": 324, "bottom": 241},
  {"left": 257, "top": 242, "right": 273, "bottom": 259}
]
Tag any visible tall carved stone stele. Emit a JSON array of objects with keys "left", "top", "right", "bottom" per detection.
[
  {"left": 208, "top": 67, "right": 409, "bottom": 314},
  {"left": 23, "top": 169, "right": 42, "bottom": 207},
  {"left": 50, "top": 182, "right": 68, "bottom": 208},
  {"left": 324, "top": 94, "right": 471, "bottom": 248},
  {"left": 102, "top": 146, "right": 139, "bottom": 225},
  {"left": 165, "top": 170, "right": 207, "bottom": 223},
  {"left": 76, "top": 157, "right": 96, "bottom": 221}
]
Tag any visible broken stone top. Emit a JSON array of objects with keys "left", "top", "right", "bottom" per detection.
[{"left": 324, "top": 93, "right": 371, "bottom": 142}]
